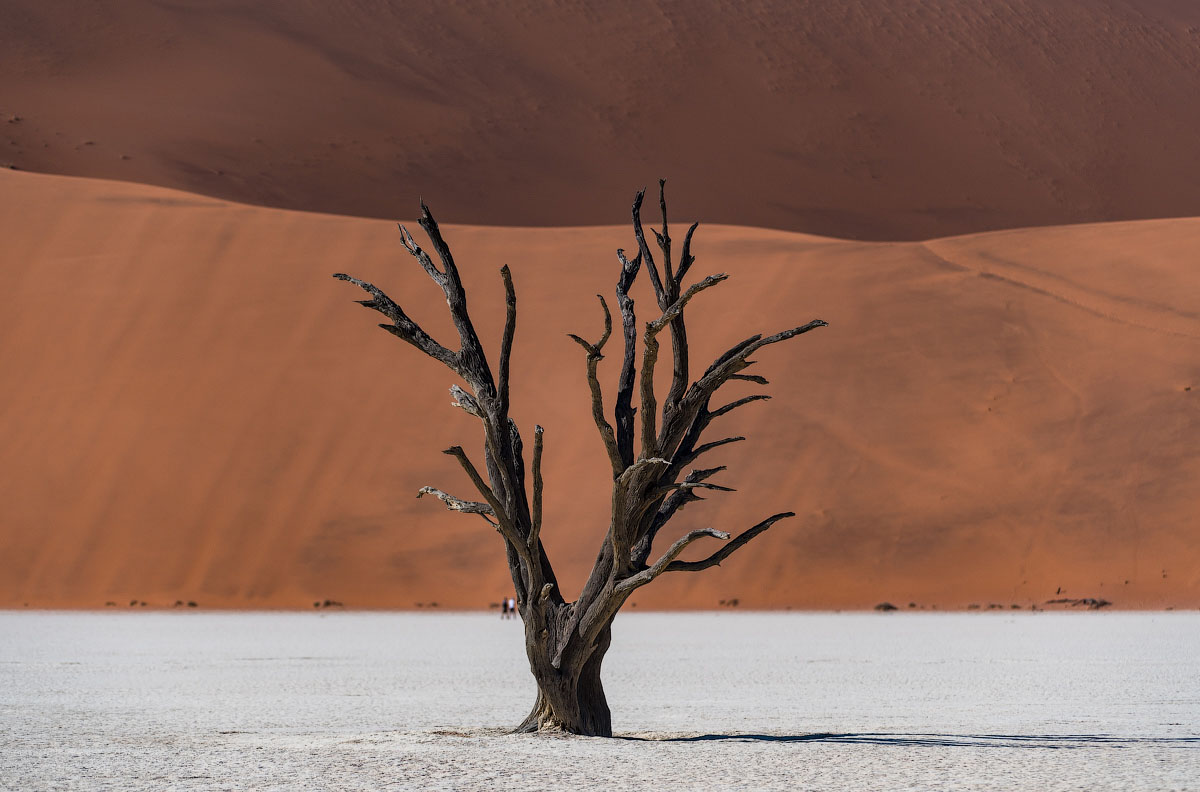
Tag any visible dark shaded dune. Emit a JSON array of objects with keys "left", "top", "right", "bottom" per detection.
[
  {"left": 1, "top": 169, "right": 1197, "bottom": 609},
  {"left": 5, "top": 0, "right": 1200, "bottom": 239}
]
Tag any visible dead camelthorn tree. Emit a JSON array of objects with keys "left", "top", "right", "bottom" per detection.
[{"left": 334, "top": 182, "right": 826, "bottom": 736}]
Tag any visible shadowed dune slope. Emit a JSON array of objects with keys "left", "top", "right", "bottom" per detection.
[
  {"left": 1, "top": 169, "right": 1198, "bottom": 610},
  {"left": 6, "top": 0, "right": 1200, "bottom": 240}
]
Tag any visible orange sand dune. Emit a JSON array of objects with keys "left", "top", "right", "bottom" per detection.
[
  {"left": 5, "top": 0, "right": 1200, "bottom": 240},
  {"left": 1, "top": 168, "right": 1197, "bottom": 610}
]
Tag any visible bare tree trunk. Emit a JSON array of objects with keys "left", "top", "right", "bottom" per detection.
[
  {"left": 517, "top": 624, "right": 612, "bottom": 736},
  {"left": 333, "top": 181, "right": 825, "bottom": 736}
]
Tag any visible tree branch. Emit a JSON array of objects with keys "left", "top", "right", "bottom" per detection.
[
  {"left": 498, "top": 265, "right": 516, "bottom": 414},
  {"left": 414, "top": 203, "right": 496, "bottom": 394},
  {"left": 684, "top": 465, "right": 727, "bottom": 482},
  {"left": 632, "top": 188, "right": 667, "bottom": 309},
  {"left": 653, "top": 181, "right": 694, "bottom": 414},
  {"left": 708, "top": 394, "right": 771, "bottom": 420},
  {"left": 651, "top": 479, "right": 735, "bottom": 501},
  {"left": 608, "top": 456, "right": 671, "bottom": 572},
  {"left": 568, "top": 295, "right": 622, "bottom": 476},
  {"left": 417, "top": 201, "right": 462, "bottom": 284},
  {"left": 397, "top": 223, "right": 445, "bottom": 284},
  {"left": 614, "top": 248, "right": 641, "bottom": 469},
  {"left": 701, "top": 322, "right": 828, "bottom": 390},
  {"left": 449, "top": 384, "right": 481, "bottom": 416},
  {"left": 639, "top": 274, "right": 728, "bottom": 459},
  {"left": 664, "top": 512, "right": 796, "bottom": 573},
  {"left": 416, "top": 486, "right": 496, "bottom": 525},
  {"left": 629, "top": 466, "right": 725, "bottom": 568},
  {"left": 615, "top": 528, "right": 730, "bottom": 594},
  {"left": 648, "top": 274, "right": 728, "bottom": 334},
  {"left": 654, "top": 320, "right": 826, "bottom": 463},
  {"left": 528, "top": 425, "right": 544, "bottom": 551},
  {"left": 482, "top": 422, "right": 516, "bottom": 515},
  {"left": 332, "top": 274, "right": 458, "bottom": 369},
  {"left": 654, "top": 179, "right": 673, "bottom": 287},
  {"left": 638, "top": 328, "right": 662, "bottom": 460},
  {"left": 675, "top": 221, "right": 700, "bottom": 287},
  {"left": 443, "top": 446, "right": 513, "bottom": 534},
  {"left": 674, "top": 435, "right": 746, "bottom": 468}
]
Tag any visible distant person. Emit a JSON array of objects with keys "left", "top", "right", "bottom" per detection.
[
  {"left": 507, "top": 597, "right": 516, "bottom": 619},
  {"left": 501, "top": 597, "right": 509, "bottom": 619}
]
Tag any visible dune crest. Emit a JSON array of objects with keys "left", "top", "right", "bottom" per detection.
[{"left": 5, "top": 0, "right": 1200, "bottom": 239}]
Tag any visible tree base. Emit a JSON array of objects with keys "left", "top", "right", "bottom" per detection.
[
  {"left": 515, "top": 628, "right": 613, "bottom": 737},
  {"left": 514, "top": 688, "right": 612, "bottom": 737}
]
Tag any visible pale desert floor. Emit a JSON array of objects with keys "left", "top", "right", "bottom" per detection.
[{"left": 1, "top": 612, "right": 1197, "bottom": 791}]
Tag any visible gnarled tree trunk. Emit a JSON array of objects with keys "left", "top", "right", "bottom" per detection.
[
  {"left": 334, "top": 181, "right": 825, "bottom": 736},
  {"left": 518, "top": 624, "right": 612, "bottom": 735}
]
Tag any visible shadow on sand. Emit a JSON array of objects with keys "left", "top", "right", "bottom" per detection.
[{"left": 621, "top": 733, "right": 1200, "bottom": 749}]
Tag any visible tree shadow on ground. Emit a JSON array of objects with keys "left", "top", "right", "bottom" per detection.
[{"left": 621, "top": 733, "right": 1200, "bottom": 749}]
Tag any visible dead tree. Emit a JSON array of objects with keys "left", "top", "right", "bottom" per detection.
[{"left": 334, "top": 182, "right": 826, "bottom": 736}]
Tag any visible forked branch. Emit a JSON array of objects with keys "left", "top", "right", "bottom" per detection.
[
  {"left": 664, "top": 512, "right": 796, "bottom": 573},
  {"left": 638, "top": 273, "right": 728, "bottom": 458},
  {"left": 615, "top": 527, "right": 731, "bottom": 594},
  {"left": 443, "top": 447, "right": 514, "bottom": 535},
  {"left": 684, "top": 434, "right": 745, "bottom": 461},
  {"left": 332, "top": 273, "right": 458, "bottom": 369},
  {"left": 700, "top": 322, "right": 829, "bottom": 393},
  {"left": 408, "top": 204, "right": 496, "bottom": 394},
  {"left": 569, "top": 296, "right": 621, "bottom": 476}
]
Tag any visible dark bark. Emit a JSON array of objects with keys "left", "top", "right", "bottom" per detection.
[
  {"left": 333, "top": 182, "right": 826, "bottom": 737},
  {"left": 516, "top": 624, "right": 612, "bottom": 736}
]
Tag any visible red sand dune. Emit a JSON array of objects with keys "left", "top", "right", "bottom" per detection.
[
  {"left": 1, "top": 168, "right": 1197, "bottom": 610},
  {"left": 6, "top": 0, "right": 1200, "bottom": 240}
]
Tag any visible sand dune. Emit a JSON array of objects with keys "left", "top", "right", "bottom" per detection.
[
  {"left": 1, "top": 168, "right": 1196, "bottom": 610},
  {"left": 5, "top": 0, "right": 1200, "bottom": 240}
]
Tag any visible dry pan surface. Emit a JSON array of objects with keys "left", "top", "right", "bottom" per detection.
[{"left": 2, "top": 612, "right": 1197, "bottom": 791}]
